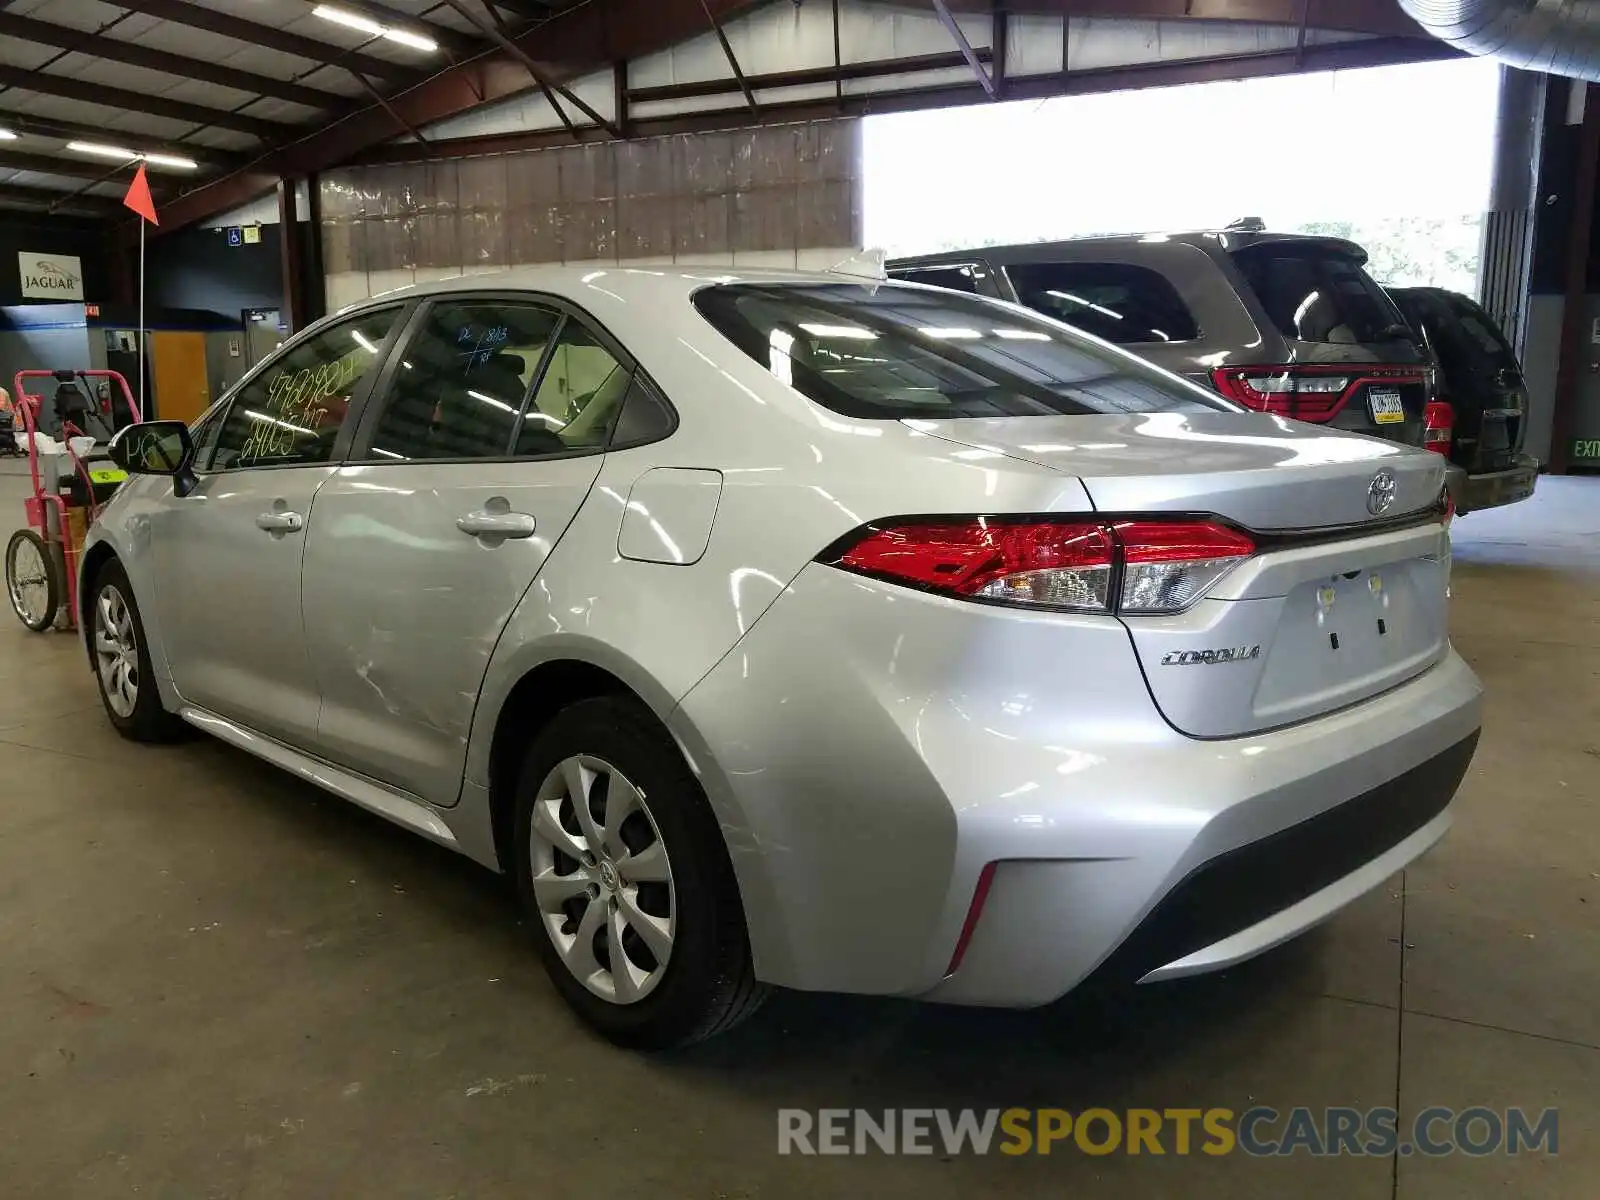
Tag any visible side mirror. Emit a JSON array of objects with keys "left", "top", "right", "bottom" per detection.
[{"left": 108, "top": 421, "right": 197, "bottom": 495}]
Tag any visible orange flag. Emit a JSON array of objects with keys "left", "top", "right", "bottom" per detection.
[{"left": 123, "top": 163, "right": 158, "bottom": 225}]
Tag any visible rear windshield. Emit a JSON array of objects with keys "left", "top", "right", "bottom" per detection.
[
  {"left": 1392, "top": 290, "right": 1520, "bottom": 379},
  {"left": 1233, "top": 244, "right": 1410, "bottom": 346},
  {"left": 1447, "top": 295, "right": 1519, "bottom": 365},
  {"left": 692, "top": 282, "right": 1234, "bottom": 421}
]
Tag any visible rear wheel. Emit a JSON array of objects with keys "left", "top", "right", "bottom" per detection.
[
  {"left": 513, "top": 696, "right": 767, "bottom": 1048},
  {"left": 6, "top": 529, "right": 59, "bottom": 632},
  {"left": 89, "top": 560, "right": 186, "bottom": 742}
]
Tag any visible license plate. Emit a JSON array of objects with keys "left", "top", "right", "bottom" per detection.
[
  {"left": 88, "top": 467, "right": 127, "bottom": 485},
  {"left": 1369, "top": 389, "right": 1405, "bottom": 424}
]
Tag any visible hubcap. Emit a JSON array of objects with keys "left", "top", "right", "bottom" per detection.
[
  {"left": 7, "top": 538, "right": 50, "bottom": 626},
  {"left": 527, "top": 755, "right": 675, "bottom": 1005},
  {"left": 93, "top": 585, "right": 139, "bottom": 719}
]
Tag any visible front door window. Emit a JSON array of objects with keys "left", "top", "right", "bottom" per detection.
[{"left": 202, "top": 308, "right": 401, "bottom": 470}]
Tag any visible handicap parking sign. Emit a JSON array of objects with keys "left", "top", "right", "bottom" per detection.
[{"left": 227, "top": 227, "right": 242, "bottom": 247}]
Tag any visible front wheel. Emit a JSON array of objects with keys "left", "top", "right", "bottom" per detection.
[
  {"left": 513, "top": 696, "right": 767, "bottom": 1049},
  {"left": 88, "top": 560, "right": 186, "bottom": 742},
  {"left": 6, "top": 529, "right": 60, "bottom": 631}
]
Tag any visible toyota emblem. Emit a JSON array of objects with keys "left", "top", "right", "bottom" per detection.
[{"left": 1366, "top": 469, "right": 1397, "bottom": 516}]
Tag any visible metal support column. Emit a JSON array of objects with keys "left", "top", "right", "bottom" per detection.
[
  {"left": 1549, "top": 83, "right": 1600, "bottom": 475},
  {"left": 1479, "top": 67, "right": 1547, "bottom": 358},
  {"left": 277, "top": 178, "right": 305, "bottom": 335}
]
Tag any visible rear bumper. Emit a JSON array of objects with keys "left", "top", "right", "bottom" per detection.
[
  {"left": 1446, "top": 455, "right": 1538, "bottom": 514},
  {"left": 1104, "top": 731, "right": 1475, "bottom": 984},
  {"left": 674, "top": 563, "right": 1483, "bottom": 1006}
]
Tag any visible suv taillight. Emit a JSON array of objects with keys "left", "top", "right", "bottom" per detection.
[
  {"left": 1211, "top": 364, "right": 1428, "bottom": 422},
  {"left": 820, "top": 518, "right": 1255, "bottom": 615},
  {"left": 1424, "top": 400, "right": 1454, "bottom": 454}
]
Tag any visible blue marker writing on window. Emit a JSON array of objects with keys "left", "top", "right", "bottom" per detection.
[{"left": 458, "top": 325, "right": 511, "bottom": 372}]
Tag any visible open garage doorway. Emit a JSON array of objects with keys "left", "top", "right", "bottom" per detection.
[{"left": 865, "top": 58, "right": 1503, "bottom": 296}]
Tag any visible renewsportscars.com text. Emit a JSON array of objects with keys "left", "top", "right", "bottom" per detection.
[{"left": 777, "top": 1106, "right": 1558, "bottom": 1158}]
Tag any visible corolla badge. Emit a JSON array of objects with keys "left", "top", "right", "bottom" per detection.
[
  {"left": 1367, "top": 469, "right": 1398, "bottom": 516},
  {"left": 1160, "top": 646, "right": 1262, "bottom": 666}
]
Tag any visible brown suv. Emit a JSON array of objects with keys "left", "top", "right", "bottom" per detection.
[{"left": 889, "top": 227, "right": 1444, "bottom": 450}]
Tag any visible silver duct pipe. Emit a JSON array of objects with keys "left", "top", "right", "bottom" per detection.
[{"left": 1398, "top": 0, "right": 1600, "bottom": 81}]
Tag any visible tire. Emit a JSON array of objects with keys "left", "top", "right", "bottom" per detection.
[
  {"left": 513, "top": 696, "right": 768, "bottom": 1049},
  {"left": 87, "top": 559, "right": 186, "bottom": 742},
  {"left": 6, "top": 529, "right": 60, "bottom": 632}
]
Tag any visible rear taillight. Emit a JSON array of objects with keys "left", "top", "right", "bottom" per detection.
[
  {"left": 1423, "top": 400, "right": 1454, "bottom": 455},
  {"left": 1211, "top": 364, "right": 1427, "bottom": 423},
  {"left": 1116, "top": 521, "right": 1258, "bottom": 613},
  {"left": 823, "top": 518, "right": 1255, "bottom": 615}
]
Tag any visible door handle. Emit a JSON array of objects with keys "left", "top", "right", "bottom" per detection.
[
  {"left": 457, "top": 510, "right": 537, "bottom": 539},
  {"left": 256, "top": 511, "right": 304, "bottom": 533}
]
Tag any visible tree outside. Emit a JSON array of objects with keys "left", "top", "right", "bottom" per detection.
[{"left": 1293, "top": 215, "right": 1483, "bottom": 295}]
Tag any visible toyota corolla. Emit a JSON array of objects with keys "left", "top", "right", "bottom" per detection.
[{"left": 82, "top": 265, "right": 1481, "bottom": 1048}]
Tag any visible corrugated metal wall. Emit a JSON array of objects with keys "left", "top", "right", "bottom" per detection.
[{"left": 321, "top": 120, "right": 861, "bottom": 308}]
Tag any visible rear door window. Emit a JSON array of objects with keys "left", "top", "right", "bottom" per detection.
[
  {"left": 514, "top": 323, "right": 630, "bottom": 456},
  {"left": 364, "top": 299, "right": 563, "bottom": 462},
  {"left": 1233, "top": 245, "right": 1409, "bottom": 346},
  {"left": 692, "top": 282, "right": 1233, "bottom": 420},
  {"left": 1004, "top": 261, "right": 1200, "bottom": 344}
]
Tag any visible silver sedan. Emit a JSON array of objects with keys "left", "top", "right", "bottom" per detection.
[{"left": 82, "top": 265, "right": 1482, "bottom": 1047}]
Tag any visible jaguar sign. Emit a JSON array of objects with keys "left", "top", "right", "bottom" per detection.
[{"left": 18, "top": 251, "right": 85, "bottom": 301}]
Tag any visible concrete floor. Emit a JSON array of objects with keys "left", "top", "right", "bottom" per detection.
[{"left": 0, "top": 461, "right": 1595, "bottom": 1198}]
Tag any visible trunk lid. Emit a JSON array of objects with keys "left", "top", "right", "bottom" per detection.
[
  {"left": 914, "top": 411, "right": 1447, "bottom": 528},
  {"left": 911, "top": 412, "right": 1452, "bottom": 737}
]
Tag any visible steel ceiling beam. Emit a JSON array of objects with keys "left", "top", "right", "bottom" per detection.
[
  {"left": 484, "top": 0, "right": 563, "bottom": 17},
  {"left": 470, "top": 0, "right": 579, "bottom": 133},
  {"left": 0, "top": 145, "right": 179, "bottom": 184},
  {"left": 109, "top": 0, "right": 424, "bottom": 84},
  {"left": 439, "top": 0, "right": 621, "bottom": 136},
  {"left": 933, "top": 0, "right": 1424, "bottom": 39},
  {"left": 626, "top": 48, "right": 993, "bottom": 104},
  {"left": 147, "top": 0, "right": 1437, "bottom": 234},
  {"left": 152, "top": 0, "right": 758, "bottom": 233},
  {"left": 0, "top": 112, "right": 240, "bottom": 165},
  {"left": 347, "top": 65, "right": 434, "bottom": 143},
  {"left": 360, "top": 34, "right": 1456, "bottom": 164},
  {"left": 0, "top": 63, "right": 291, "bottom": 139},
  {"left": 299, "top": 0, "right": 487, "bottom": 59},
  {"left": 0, "top": 12, "right": 343, "bottom": 109},
  {"left": 930, "top": 0, "right": 996, "bottom": 98},
  {"left": 0, "top": 181, "right": 120, "bottom": 216},
  {"left": 701, "top": 0, "right": 758, "bottom": 114},
  {"left": 476, "top": 0, "right": 578, "bottom": 135}
]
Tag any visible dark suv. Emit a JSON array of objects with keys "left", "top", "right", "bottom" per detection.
[
  {"left": 1386, "top": 286, "right": 1538, "bottom": 514},
  {"left": 888, "top": 229, "right": 1441, "bottom": 448}
]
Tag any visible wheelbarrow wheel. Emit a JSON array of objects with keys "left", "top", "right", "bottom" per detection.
[{"left": 6, "top": 529, "right": 60, "bottom": 632}]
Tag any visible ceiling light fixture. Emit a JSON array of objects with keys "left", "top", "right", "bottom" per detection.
[
  {"left": 313, "top": 5, "right": 437, "bottom": 51},
  {"left": 381, "top": 27, "right": 438, "bottom": 51},
  {"left": 66, "top": 141, "right": 197, "bottom": 170},
  {"left": 142, "top": 152, "right": 199, "bottom": 170},
  {"left": 0, "top": 128, "right": 17, "bottom": 141}
]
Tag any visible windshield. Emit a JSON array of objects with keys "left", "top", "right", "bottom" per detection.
[
  {"left": 1232, "top": 244, "right": 1410, "bottom": 346},
  {"left": 692, "top": 282, "right": 1235, "bottom": 420}
]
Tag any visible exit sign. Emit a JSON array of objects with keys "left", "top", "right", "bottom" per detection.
[{"left": 1572, "top": 438, "right": 1600, "bottom": 463}]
